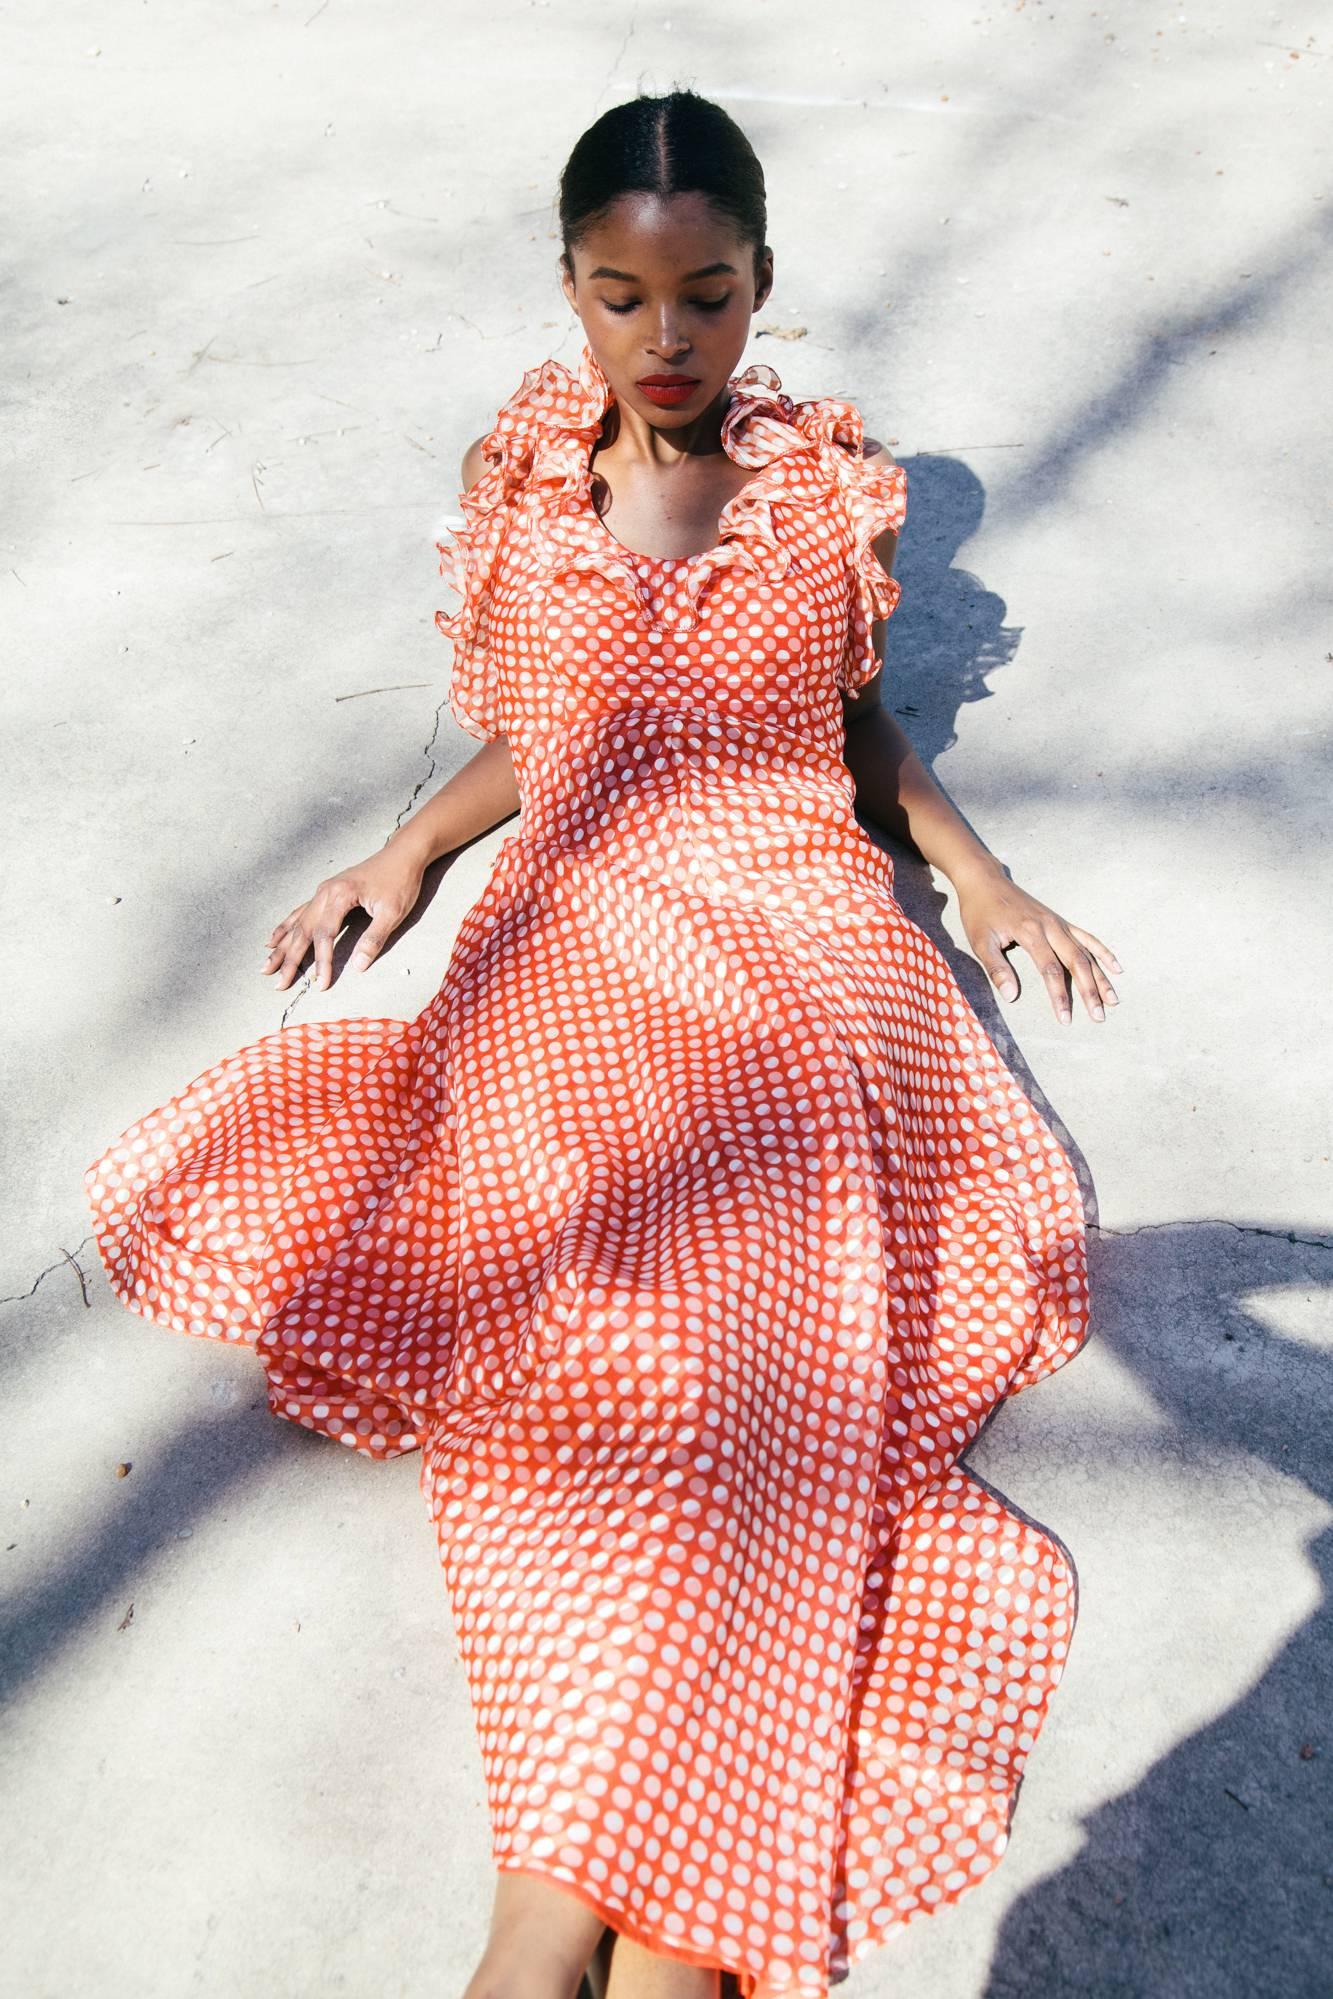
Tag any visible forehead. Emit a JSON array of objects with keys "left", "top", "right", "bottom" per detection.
[{"left": 570, "top": 191, "right": 748, "bottom": 276}]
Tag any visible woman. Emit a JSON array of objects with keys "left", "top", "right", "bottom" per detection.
[{"left": 85, "top": 89, "right": 1118, "bottom": 1999}]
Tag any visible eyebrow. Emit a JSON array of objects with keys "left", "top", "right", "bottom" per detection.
[{"left": 587, "top": 261, "right": 738, "bottom": 282}]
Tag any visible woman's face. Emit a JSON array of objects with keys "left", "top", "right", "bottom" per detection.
[{"left": 560, "top": 191, "right": 774, "bottom": 424}]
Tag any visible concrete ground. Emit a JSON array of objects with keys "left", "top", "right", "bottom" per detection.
[{"left": 3, "top": 2, "right": 1330, "bottom": 1994}]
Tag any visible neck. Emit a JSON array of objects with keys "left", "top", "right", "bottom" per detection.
[{"left": 597, "top": 385, "right": 736, "bottom": 468}]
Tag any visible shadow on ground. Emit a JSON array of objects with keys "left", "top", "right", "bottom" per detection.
[{"left": 983, "top": 1221, "right": 1333, "bottom": 1999}]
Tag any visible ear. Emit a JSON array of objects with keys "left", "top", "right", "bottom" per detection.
[{"left": 752, "top": 246, "right": 775, "bottom": 314}]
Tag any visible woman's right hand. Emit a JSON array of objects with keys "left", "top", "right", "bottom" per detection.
[{"left": 261, "top": 836, "right": 429, "bottom": 991}]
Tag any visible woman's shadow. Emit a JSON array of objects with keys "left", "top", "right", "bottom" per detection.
[
  {"left": 979, "top": 1221, "right": 1333, "bottom": 1999},
  {"left": 858, "top": 451, "right": 1088, "bottom": 1202},
  {"left": 872, "top": 451, "right": 1022, "bottom": 777},
  {"left": 867, "top": 455, "right": 1333, "bottom": 1997}
]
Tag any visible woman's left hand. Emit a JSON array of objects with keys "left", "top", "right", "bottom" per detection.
[{"left": 953, "top": 862, "right": 1122, "bottom": 1023}]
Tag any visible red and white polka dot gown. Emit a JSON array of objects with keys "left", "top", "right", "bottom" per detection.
[{"left": 84, "top": 342, "right": 1090, "bottom": 1998}]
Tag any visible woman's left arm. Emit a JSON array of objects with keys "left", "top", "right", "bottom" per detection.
[{"left": 840, "top": 523, "right": 1122, "bottom": 1024}]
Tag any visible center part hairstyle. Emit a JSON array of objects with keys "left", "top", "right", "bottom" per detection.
[{"left": 557, "top": 88, "right": 770, "bottom": 280}]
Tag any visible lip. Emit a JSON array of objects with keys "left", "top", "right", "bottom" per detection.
[{"left": 637, "top": 375, "right": 702, "bottom": 406}]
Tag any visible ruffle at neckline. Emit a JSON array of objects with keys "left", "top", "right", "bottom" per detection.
[{"left": 437, "top": 340, "right": 886, "bottom": 641}]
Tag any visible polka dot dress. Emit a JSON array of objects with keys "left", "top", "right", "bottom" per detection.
[{"left": 84, "top": 341, "right": 1090, "bottom": 1998}]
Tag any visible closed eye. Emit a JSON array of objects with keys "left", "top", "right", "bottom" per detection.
[{"left": 602, "top": 298, "right": 731, "bottom": 315}]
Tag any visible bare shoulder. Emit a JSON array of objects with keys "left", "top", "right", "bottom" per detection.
[
  {"left": 860, "top": 431, "right": 898, "bottom": 467},
  {"left": 460, "top": 433, "right": 491, "bottom": 492},
  {"left": 858, "top": 427, "right": 901, "bottom": 573}
]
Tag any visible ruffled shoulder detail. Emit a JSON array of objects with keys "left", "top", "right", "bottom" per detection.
[
  {"left": 433, "top": 349, "right": 611, "bottom": 740},
  {"left": 708, "top": 368, "right": 907, "bottom": 691},
  {"left": 787, "top": 395, "right": 908, "bottom": 697},
  {"left": 522, "top": 351, "right": 815, "bottom": 637},
  {"left": 434, "top": 345, "right": 906, "bottom": 709}
]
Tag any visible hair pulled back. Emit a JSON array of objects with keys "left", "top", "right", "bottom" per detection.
[{"left": 558, "top": 89, "right": 768, "bottom": 280}]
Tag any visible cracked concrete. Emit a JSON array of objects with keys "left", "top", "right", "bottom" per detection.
[
  {"left": 273, "top": 685, "right": 458, "bottom": 1030},
  {"left": 3, "top": 3, "right": 1331, "bottom": 1996},
  {"left": 4, "top": 1215, "right": 1329, "bottom": 1320}
]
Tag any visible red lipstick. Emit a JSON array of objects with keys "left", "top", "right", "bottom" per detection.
[{"left": 637, "top": 373, "right": 701, "bottom": 408}]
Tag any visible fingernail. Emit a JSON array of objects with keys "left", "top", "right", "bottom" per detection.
[
  {"left": 351, "top": 952, "right": 369, "bottom": 972},
  {"left": 1091, "top": 1005, "right": 1105, "bottom": 1020}
]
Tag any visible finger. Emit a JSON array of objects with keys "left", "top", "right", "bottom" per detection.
[
  {"left": 348, "top": 901, "right": 405, "bottom": 972},
  {"left": 1085, "top": 953, "right": 1118, "bottom": 1012},
  {"left": 1053, "top": 927, "right": 1117, "bottom": 1017},
  {"left": 1039, "top": 915, "right": 1127, "bottom": 1015},
  {"left": 1027, "top": 940, "right": 1074, "bottom": 1023},
  {"left": 273, "top": 924, "right": 313, "bottom": 991},
  {"left": 300, "top": 885, "right": 361, "bottom": 989},
  {"left": 973, "top": 932, "right": 1021, "bottom": 1002},
  {"left": 266, "top": 906, "right": 307, "bottom": 949},
  {"left": 1065, "top": 923, "right": 1123, "bottom": 978},
  {"left": 349, "top": 920, "right": 386, "bottom": 972},
  {"left": 1080, "top": 961, "right": 1119, "bottom": 1008},
  {"left": 262, "top": 915, "right": 311, "bottom": 977},
  {"left": 262, "top": 921, "right": 297, "bottom": 973},
  {"left": 263, "top": 936, "right": 301, "bottom": 991},
  {"left": 311, "top": 920, "right": 340, "bottom": 991},
  {"left": 260, "top": 920, "right": 292, "bottom": 979},
  {"left": 1043, "top": 925, "right": 1112, "bottom": 1022},
  {"left": 1087, "top": 951, "right": 1119, "bottom": 1015}
]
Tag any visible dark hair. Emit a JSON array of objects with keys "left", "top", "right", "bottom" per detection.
[{"left": 558, "top": 90, "right": 768, "bottom": 280}]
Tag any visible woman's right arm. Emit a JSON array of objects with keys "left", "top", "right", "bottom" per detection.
[{"left": 262, "top": 435, "right": 519, "bottom": 992}]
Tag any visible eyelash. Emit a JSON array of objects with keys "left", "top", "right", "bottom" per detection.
[{"left": 603, "top": 298, "right": 730, "bottom": 316}]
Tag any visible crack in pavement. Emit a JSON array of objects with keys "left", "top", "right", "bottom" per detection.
[
  {"left": 276, "top": 692, "right": 451, "bottom": 1032},
  {"left": 2, "top": 1234, "right": 98, "bottom": 1308},
  {"left": 2, "top": 698, "right": 462, "bottom": 1314},
  {"left": 3, "top": 1214, "right": 1329, "bottom": 1315},
  {"left": 392, "top": 695, "right": 450, "bottom": 835},
  {"left": 1087, "top": 1218, "right": 1333, "bottom": 1253},
  {"left": 13, "top": 673, "right": 1330, "bottom": 1315}
]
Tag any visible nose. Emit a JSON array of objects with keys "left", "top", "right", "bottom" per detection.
[{"left": 649, "top": 311, "right": 690, "bottom": 361}]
